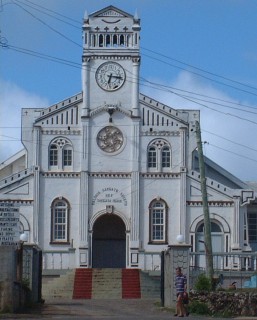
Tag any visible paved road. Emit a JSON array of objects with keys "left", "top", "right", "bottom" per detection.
[{"left": 0, "top": 299, "right": 256, "bottom": 320}]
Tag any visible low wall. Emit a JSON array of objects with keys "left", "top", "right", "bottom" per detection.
[
  {"left": 190, "top": 291, "right": 257, "bottom": 316},
  {"left": 0, "top": 246, "right": 16, "bottom": 312}
]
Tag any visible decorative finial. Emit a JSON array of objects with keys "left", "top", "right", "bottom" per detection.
[
  {"left": 134, "top": 9, "right": 140, "bottom": 23},
  {"left": 84, "top": 10, "right": 89, "bottom": 23}
]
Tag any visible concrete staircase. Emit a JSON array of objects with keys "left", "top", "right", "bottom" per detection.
[
  {"left": 92, "top": 268, "right": 122, "bottom": 299},
  {"left": 42, "top": 269, "right": 75, "bottom": 299},
  {"left": 42, "top": 268, "right": 160, "bottom": 300},
  {"left": 140, "top": 271, "right": 160, "bottom": 299},
  {"left": 122, "top": 269, "right": 141, "bottom": 298},
  {"left": 73, "top": 268, "right": 93, "bottom": 299}
]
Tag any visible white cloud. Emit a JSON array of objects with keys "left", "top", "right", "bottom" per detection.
[
  {"left": 141, "top": 71, "right": 257, "bottom": 182},
  {"left": 0, "top": 79, "right": 48, "bottom": 163}
]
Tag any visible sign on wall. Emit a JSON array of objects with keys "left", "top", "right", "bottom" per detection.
[
  {"left": 0, "top": 203, "right": 20, "bottom": 245},
  {"left": 92, "top": 187, "right": 128, "bottom": 206}
]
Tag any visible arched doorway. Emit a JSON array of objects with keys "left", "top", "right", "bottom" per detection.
[
  {"left": 196, "top": 221, "right": 223, "bottom": 269},
  {"left": 92, "top": 214, "right": 126, "bottom": 268}
]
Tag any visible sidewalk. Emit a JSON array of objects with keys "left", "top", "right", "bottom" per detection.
[{"left": 0, "top": 298, "right": 256, "bottom": 319}]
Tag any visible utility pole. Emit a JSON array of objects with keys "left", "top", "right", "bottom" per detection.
[{"left": 195, "top": 121, "right": 214, "bottom": 280}]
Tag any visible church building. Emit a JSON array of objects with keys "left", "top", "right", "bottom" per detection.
[{"left": 0, "top": 6, "right": 257, "bottom": 272}]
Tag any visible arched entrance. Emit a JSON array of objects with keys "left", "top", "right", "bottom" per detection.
[
  {"left": 92, "top": 214, "right": 126, "bottom": 268},
  {"left": 196, "top": 221, "right": 223, "bottom": 269}
]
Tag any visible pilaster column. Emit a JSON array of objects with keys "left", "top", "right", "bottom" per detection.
[
  {"left": 33, "top": 126, "right": 41, "bottom": 167},
  {"left": 79, "top": 171, "right": 89, "bottom": 247},
  {"left": 81, "top": 57, "right": 90, "bottom": 117},
  {"left": 81, "top": 118, "right": 89, "bottom": 170},
  {"left": 32, "top": 126, "right": 41, "bottom": 244},
  {"left": 132, "top": 57, "right": 140, "bottom": 117},
  {"left": 232, "top": 196, "right": 241, "bottom": 250},
  {"left": 130, "top": 119, "right": 140, "bottom": 248},
  {"left": 179, "top": 127, "right": 187, "bottom": 239},
  {"left": 130, "top": 171, "right": 140, "bottom": 246},
  {"left": 79, "top": 118, "right": 90, "bottom": 248},
  {"left": 33, "top": 167, "right": 40, "bottom": 244}
]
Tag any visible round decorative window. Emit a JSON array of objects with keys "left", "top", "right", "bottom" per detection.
[{"left": 97, "top": 126, "right": 124, "bottom": 153}]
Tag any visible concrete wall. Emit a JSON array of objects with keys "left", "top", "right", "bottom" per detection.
[
  {"left": 0, "top": 246, "right": 17, "bottom": 312},
  {"left": 163, "top": 244, "right": 191, "bottom": 308}
]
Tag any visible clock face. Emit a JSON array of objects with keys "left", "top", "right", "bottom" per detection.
[
  {"left": 97, "top": 126, "right": 124, "bottom": 153},
  {"left": 95, "top": 62, "right": 126, "bottom": 91}
]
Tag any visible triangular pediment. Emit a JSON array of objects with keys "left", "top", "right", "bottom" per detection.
[
  {"left": 139, "top": 93, "right": 189, "bottom": 127},
  {"left": 90, "top": 104, "right": 132, "bottom": 119},
  {"left": 190, "top": 185, "right": 212, "bottom": 197},
  {"left": 6, "top": 183, "right": 29, "bottom": 195},
  {"left": 91, "top": 6, "right": 132, "bottom": 19},
  {"left": 187, "top": 171, "right": 234, "bottom": 200}
]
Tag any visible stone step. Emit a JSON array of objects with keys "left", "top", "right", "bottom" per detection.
[
  {"left": 42, "top": 268, "right": 161, "bottom": 300},
  {"left": 42, "top": 269, "right": 75, "bottom": 300}
]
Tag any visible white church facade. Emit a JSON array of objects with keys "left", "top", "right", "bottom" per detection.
[{"left": 1, "top": 6, "right": 257, "bottom": 272}]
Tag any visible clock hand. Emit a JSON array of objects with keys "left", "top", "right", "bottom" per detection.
[
  {"left": 108, "top": 73, "right": 112, "bottom": 84},
  {"left": 112, "top": 75, "right": 123, "bottom": 79}
]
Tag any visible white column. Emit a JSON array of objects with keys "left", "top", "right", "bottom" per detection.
[
  {"left": 79, "top": 118, "right": 89, "bottom": 247},
  {"left": 232, "top": 196, "right": 241, "bottom": 250},
  {"left": 131, "top": 171, "right": 140, "bottom": 246},
  {"left": 130, "top": 120, "right": 140, "bottom": 248},
  {"left": 81, "top": 119, "right": 89, "bottom": 170},
  {"left": 79, "top": 171, "right": 89, "bottom": 247},
  {"left": 132, "top": 57, "right": 140, "bottom": 117},
  {"left": 33, "top": 126, "right": 41, "bottom": 167},
  {"left": 81, "top": 58, "right": 90, "bottom": 117},
  {"left": 32, "top": 126, "right": 41, "bottom": 244},
  {"left": 179, "top": 127, "right": 187, "bottom": 238}
]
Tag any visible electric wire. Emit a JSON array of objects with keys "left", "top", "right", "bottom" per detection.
[
  {"left": 9, "top": 0, "right": 257, "bottom": 95},
  {"left": 141, "top": 46, "right": 257, "bottom": 92},
  {"left": 3, "top": 0, "right": 257, "bottom": 101},
  {"left": 1, "top": 0, "right": 257, "bottom": 173}
]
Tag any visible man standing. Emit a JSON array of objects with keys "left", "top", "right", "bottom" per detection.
[{"left": 174, "top": 267, "right": 188, "bottom": 317}]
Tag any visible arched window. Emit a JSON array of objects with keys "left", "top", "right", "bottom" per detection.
[
  {"left": 120, "top": 34, "right": 124, "bottom": 46},
  {"left": 51, "top": 198, "right": 70, "bottom": 243},
  {"left": 92, "top": 34, "right": 96, "bottom": 47},
  {"left": 49, "top": 137, "right": 73, "bottom": 171},
  {"left": 113, "top": 34, "right": 118, "bottom": 46},
  {"left": 63, "top": 145, "right": 72, "bottom": 167},
  {"left": 148, "top": 146, "right": 157, "bottom": 168},
  {"left": 106, "top": 34, "right": 110, "bottom": 47},
  {"left": 99, "top": 34, "right": 103, "bottom": 47},
  {"left": 149, "top": 199, "right": 168, "bottom": 244},
  {"left": 197, "top": 222, "right": 222, "bottom": 233},
  {"left": 147, "top": 139, "right": 171, "bottom": 172},
  {"left": 162, "top": 146, "right": 171, "bottom": 168},
  {"left": 49, "top": 144, "right": 58, "bottom": 166}
]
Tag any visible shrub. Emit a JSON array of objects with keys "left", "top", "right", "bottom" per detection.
[
  {"left": 189, "top": 301, "right": 210, "bottom": 315},
  {"left": 195, "top": 273, "right": 212, "bottom": 292}
]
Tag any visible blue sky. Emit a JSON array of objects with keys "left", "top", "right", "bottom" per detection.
[{"left": 1, "top": 0, "right": 257, "bottom": 181}]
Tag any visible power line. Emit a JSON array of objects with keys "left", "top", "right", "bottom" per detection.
[
  {"left": 13, "top": 0, "right": 80, "bottom": 28},
  {"left": 142, "top": 52, "right": 257, "bottom": 98},
  {"left": 4, "top": 0, "right": 257, "bottom": 101},
  {"left": 202, "top": 129, "right": 257, "bottom": 154},
  {"left": 21, "top": 0, "right": 81, "bottom": 24},
  {"left": 10, "top": 1, "right": 81, "bottom": 47},
  {"left": 141, "top": 46, "right": 257, "bottom": 92},
  {"left": 2, "top": 41, "right": 257, "bottom": 126},
  {"left": 208, "top": 143, "right": 257, "bottom": 164}
]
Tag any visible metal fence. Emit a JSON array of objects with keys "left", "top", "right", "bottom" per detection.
[{"left": 189, "top": 252, "right": 257, "bottom": 289}]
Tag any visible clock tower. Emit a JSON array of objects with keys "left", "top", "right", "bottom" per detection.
[{"left": 81, "top": 6, "right": 141, "bottom": 116}]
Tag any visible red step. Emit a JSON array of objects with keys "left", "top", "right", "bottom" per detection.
[
  {"left": 122, "top": 269, "right": 141, "bottom": 299},
  {"left": 73, "top": 268, "right": 93, "bottom": 299}
]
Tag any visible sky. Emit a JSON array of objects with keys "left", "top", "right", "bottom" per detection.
[{"left": 1, "top": 0, "right": 257, "bottom": 182}]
